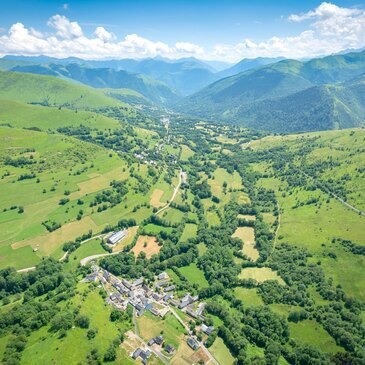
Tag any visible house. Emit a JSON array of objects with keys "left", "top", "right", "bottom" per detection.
[
  {"left": 170, "top": 299, "right": 179, "bottom": 307},
  {"left": 196, "top": 302, "right": 206, "bottom": 316},
  {"left": 155, "top": 280, "right": 169, "bottom": 288},
  {"left": 132, "top": 348, "right": 142, "bottom": 359},
  {"left": 84, "top": 272, "right": 98, "bottom": 282},
  {"left": 158, "top": 272, "right": 169, "bottom": 280},
  {"left": 187, "top": 337, "right": 200, "bottom": 351},
  {"left": 107, "top": 230, "right": 127, "bottom": 245},
  {"left": 164, "top": 285, "right": 175, "bottom": 292},
  {"left": 133, "top": 277, "right": 144, "bottom": 287},
  {"left": 154, "top": 336, "right": 164, "bottom": 345},
  {"left": 150, "top": 308, "right": 159, "bottom": 316},
  {"left": 201, "top": 324, "right": 214, "bottom": 335},
  {"left": 179, "top": 293, "right": 197, "bottom": 309},
  {"left": 163, "top": 293, "right": 173, "bottom": 302},
  {"left": 165, "top": 344, "right": 175, "bottom": 354},
  {"left": 147, "top": 338, "right": 155, "bottom": 346}
]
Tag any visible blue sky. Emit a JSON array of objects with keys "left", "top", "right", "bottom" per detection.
[{"left": 0, "top": 1, "right": 364, "bottom": 61}]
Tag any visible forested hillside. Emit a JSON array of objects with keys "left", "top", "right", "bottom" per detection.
[{"left": 177, "top": 51, "right": 365, "bottom": 132}]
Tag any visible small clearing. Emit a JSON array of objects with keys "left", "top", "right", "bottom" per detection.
[
  {"left": 150, "top": 189, "right": 165, "bottom": 208},
  {"left": 131, "top": 235, "right": 161, "bottom": 259},
  {"left": 237, "top": 214, "right": 256, "bottom": 221},
  {"left": 239, "top": 267, "right": 285, "bottom": 285},
  {"left": 232, "top": 227, "right": 259, "bottom": 261}
]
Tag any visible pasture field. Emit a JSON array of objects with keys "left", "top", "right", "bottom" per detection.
[
  {"left": 136, "top": 312, "right": 185, "bottom": 350},
  {"left": 143, "top": 224, "right": 173, "bottom": 235},
  {"left": 0, "top": 100, "right": 120, "bottom": 132},
  {"left": 180, "top": 145, "right": 194, "bottom": 161},
  {"left": 239, "top": 267, "right": 285, "bottom": 285},
  {"left": 131, "top": 235, "right": 161, "bottom": 258},
  {"left": 161, "top": 207, "right": 185, "bottom": 224},
  {"left": 257, "top": 173, "right": 365, "bottom": 299},
  {"left": 0, "top": 70, "right": 125, "bottom": 110},
  {"left": 64, "top": 237, "right": 106, "bottom": 271},
  {"left": 289, "top": 320, "right": 344, "bottom": 354},
  {"left": 197, "top": 242, "right": 207, "bottom": 256},
  {"left": 180, "top": 223, "right": 198, "bottom": 242},
  {"left": 178, "top": 263, "right": 209, "bottom": 288},
  {"left": 209, "top": 336, "right": 235, "bottom": 365},
  {"left": 234, "top": 287, "right": 264, "bottom": 306},
  {"left": 232, "top": 227, "right": 259, "bottom": 261},
  {"left": 150, "top": 189, "right": 165, "bottom": 207},
  {"left": 207, "top": 168, "right": 243, "bottom": 206},
  {"left": 20, "top": 283, "right": 133, "bottom": 365},
  {"left": 0, "top": 126, "right": 161, "bottom": 269}
]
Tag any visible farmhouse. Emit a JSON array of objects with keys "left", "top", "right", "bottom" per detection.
[
  {"left": 165, "top": 344, "right": 175, "bottom": 354},
  {"left": 201, "top": 324, "right": 214, "bottom": 335},
  {"left": 187, "top": 337, "right": 200, "bottom": 350},
  {"left": 107, "top": 230, "right": 127, "bottom": 245}
]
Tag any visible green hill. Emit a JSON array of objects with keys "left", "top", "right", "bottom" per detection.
[
  {"left": 177, "top": 50, "right": 365, "bottom": 132},
  {"left": 0, "top": 70, "right": 125, "bottom": 110},
  {"left": 0, "top": 100, "right": 121, "bottom": 132}
]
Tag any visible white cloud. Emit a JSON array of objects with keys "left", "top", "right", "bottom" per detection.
[
  {"left": 63, "top": 3, "right": 69, "bottom": 11},
  {"left": 0, "top": 4, "right": 365, "bottom": 62},
  {"left": 94, "top": 26, "right": 116, "bottom": 42},
  {"left": 47, "top": 15, "right": 83, "bottom": 39}
]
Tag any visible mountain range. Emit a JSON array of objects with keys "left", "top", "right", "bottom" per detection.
[{"left": 176, "top": 50, "right": 365, "bottom": 132}]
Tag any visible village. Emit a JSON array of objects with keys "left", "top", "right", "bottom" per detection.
[{"left": 85, "top": 263, "right": 217, "bottom": 364}]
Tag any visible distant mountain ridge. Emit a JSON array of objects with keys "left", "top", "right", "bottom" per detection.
[
  {"left": 176, "top": 50, "right": 365, "bottom": 132},
  {"left": 10, "top": 63, "right": 179, "bottom": 106}
]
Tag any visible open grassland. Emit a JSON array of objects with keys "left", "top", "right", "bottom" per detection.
[
  {"left": 197, "top": 242, "right": 207, "bottom": 256},
  {"left": 180, "top": 223, "right": 198, "bottom": 242},
  {"left": 209, "top": 336, "right": 235, "bottom": 365},
  {"left": 64, "top": 237, "right": 106, "bottom": 271},
  {"left": 234, "top": 287, "right": 264, "bottom": 306},
  {"left": 257, "top": 174, "right": 365, "bottom": 299},
  {"left": 131, "top": 235, "right": 161, "bottom": 259},
  {"left": 180, "top": 145, "right": 194, "bottom": 161},
  {"left": 150, "top": 189, "right": 165, "bottom": 207},
  {"left": 232, "top": 227, "right": 259, "bottom": 261},
  {"left": 20, "top": 284, "right": 133, "bottom": 365},
  {"left": 289, "top": 320, "right": 344, "bottom": 354},
  {"left": 0, "top": 100, "right": 120, "bottom": 132},
  {"left": 208, "top": 167, "right": 244, "bottom": 206},
  {"left": 136, "top": 312, "right": 185, "bottom": 350},
  {"left": 0, "top": 126, "right": 159, "bottom": 269},
  {"left": 0, "top": 70, "right": 125, "bottom": 110},
  {"left": 252, "top": 128, "right": 365, "bottom": 211},
  {"left": 239, "top": 267, "right": 285, "bottom": 285},
  {"left": 178, "top": 263, "right": 209, "bottom": 288}
]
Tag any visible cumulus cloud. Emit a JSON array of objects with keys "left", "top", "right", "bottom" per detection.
[
  {"left": 94, "top": 26, "right": 116, "bottom": 42},
  {"left": 0, "top": 3, "right": 365, "bottom": 61}
]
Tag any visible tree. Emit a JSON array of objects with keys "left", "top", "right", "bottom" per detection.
[{"left": 75, "top": 315, "right": 90, "bottom": 329}]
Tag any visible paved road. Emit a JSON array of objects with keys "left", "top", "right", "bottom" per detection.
[
  {"left": 80, "top": 250, "right": 122, "bottom": 266},
  {"left": 17, "top": 234, "right": 105, "bottom": 273},
  {"left": 155, "top": 168, "right": 184, "bottom": 216}
]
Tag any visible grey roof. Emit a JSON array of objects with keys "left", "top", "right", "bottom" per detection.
[{"left": 108, "top": 230, "right": 127, "bottom": 244}]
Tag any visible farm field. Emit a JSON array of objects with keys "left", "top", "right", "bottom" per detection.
[
  {"left": 234, "top": 287, "right": 264, "bottom": 306},
  {"left": 131, "top": 235, "right": 161, "bottom": 258},
  {"left": 178, "top": 263, "right": 209, "bottom": 288},
  {"left": 180, "top": 223, "right": 198, "bottom": 242},
  {"left": 232, "top": 226, "right": 258, "bottom": 261},
  {"left": 209, "top": 336, "right": 235, "bottom": 365},
  {"left": 136, "top": 312, "right": 185, "bottom": 350},
  {"left": 239, "top": 267, "right": 285, "bottom": 285},
  {"left": 19, "top": 283, "right": 133, "bottom": 365}
]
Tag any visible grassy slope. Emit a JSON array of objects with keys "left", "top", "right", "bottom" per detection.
[
  {"left": 0, "top": 126, "right": 158, "bottom": 269},
  {"left": 0, "top": 70, "right": 125, "bottom": 109},
  {"left": 0, "top": 99, "right": 120, "bottom": 131},
  {"left": 251, "top": 128, "right": 365, "bottom": 300}
]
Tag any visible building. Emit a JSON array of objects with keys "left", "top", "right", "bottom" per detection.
[
  {"left": 132, "top": 348, "right": 142, "bottom": 359},
  {"left": 201, "top": 324, "right": 214, "bottom": 335},
  {"left": 187, "top": 337, "right": 200, "bottom": 351},
  {"left": 158, "top": 272, "right": 169, "bottom": 280},
  {"left": 155, "top": 335, "right": 164, "bottom": 345},
  {"left": 133, "top": 278, "right": 144, "bottom": 287},
  {"left": 179, "top": 293, "right": 198, "bottom": 309},
  {"left": 164, "top": 285, "right": 175, "bottom": 292},
  {"left": 107, "top": 230, "right": 127, "bottom": 245},
  {"left": 165, "top": 344, "right": 175, "bottom": 354}
]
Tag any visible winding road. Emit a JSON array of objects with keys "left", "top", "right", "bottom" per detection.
[{"left": 154, "top": 168, "right": 184, "bottom": 216}]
